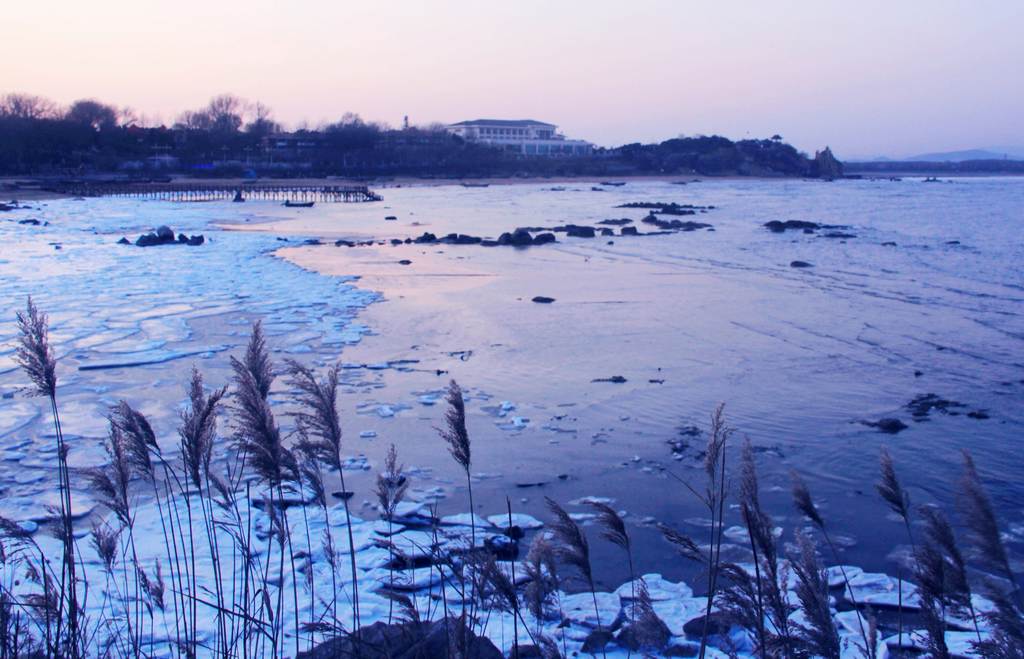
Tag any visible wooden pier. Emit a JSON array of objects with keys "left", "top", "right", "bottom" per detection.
[{"left": 44, "top": 181, "right": 382, "bottom": 203}]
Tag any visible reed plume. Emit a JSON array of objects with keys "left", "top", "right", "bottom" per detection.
[
  {"left": 523, "top": 534, "right": 558, "bottom": 627},
  {"left": 15, "top": 297, "right": 56, "bottom": 398},
  {"left": 233, "top": 323, "right": 300, "bottom": 655},
  {"left": 587, "top": 501, "right": 636, "bottom": 620},
  {"left": 178, "top": 368, "right": 226, "bottom": 490},
  {"left": 789, "top": 529, "right": 839, "bottom": 659},
  {"left": 877, "top": 448, "right": 915, "bottom": 548},
  {"left": 438, "top": 380, "right": 476, "bottom": 548},
  {"left": 960, "top": 451, "right": 1015, "bottom": 587},
  {"left": 545, "top": 497, "right": 605, "bottom": 656},
  {"left": 791, "top": 471, "right": 870, "bottom": 655},
  {"left": 285, "top": 358, "right": 362, "bottom": 638},
  {"left": 15, "top": 297, "right": 80, "bottom": 656}
]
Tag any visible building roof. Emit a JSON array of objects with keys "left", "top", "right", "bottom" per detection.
[{"left": 449, "top": 119, "right": 556, "bottom": 128}]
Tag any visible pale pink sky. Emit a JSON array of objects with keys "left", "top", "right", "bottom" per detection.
[{"left": 3, "top": 0, "right": 1021, "bottom": 157}]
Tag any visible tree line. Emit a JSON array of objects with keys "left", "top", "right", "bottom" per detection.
[{"left": 0, "top": 91, "right": 830, "bottom": 178}]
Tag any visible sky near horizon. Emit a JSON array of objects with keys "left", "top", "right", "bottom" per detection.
[{"left": 2, "top": 1, "right": 1021, "bottom": 158}]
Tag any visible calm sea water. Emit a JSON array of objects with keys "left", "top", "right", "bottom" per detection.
[{"left": 1, "top": 177, "right": 1021, "bottom": 587}]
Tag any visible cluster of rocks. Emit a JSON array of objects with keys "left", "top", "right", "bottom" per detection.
[
  {"left": 641, "top": 213, "right": 713, "bottom": 231},
  {"left": 764, "top": 220, "right": 855, "bottom": 238},
  {"left": 120, "top": 225, "right": 205, "bottom": 247},
  {"left": 616, "top": 201, "right": 714, "bottom": 215},
  {"left": 862, "top": 393, "right": 990, "bottom": 434}
]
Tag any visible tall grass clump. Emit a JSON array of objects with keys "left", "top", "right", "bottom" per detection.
[
  {"left": 285, "top": 358, "right": 362, "bottom": 639},
  {"left": 959, "top": 451, "right": 1024, "bottom": 657},
  {"left": 545, "top": 497, "right": 607, "bottom": 656},
  {"left": 15, "top": 297, "right": 82, "bottom": 657},
  {"left": 232, "top": 321, "right": 300, "bottom": 656},
  {"left": 791, "top": 472, "right": 872, "bottom": 655}
]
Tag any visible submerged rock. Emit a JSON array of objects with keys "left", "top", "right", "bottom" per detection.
[
  {"left": 864, "top": 418, "right": 908, "bottom": 434},
  {"left": 790, "top": 260, "right": 813, "bottom": 268}
]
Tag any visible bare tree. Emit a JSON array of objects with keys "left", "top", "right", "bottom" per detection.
[
  {"left": 0, "top": 93, "right": 59, "bottom": 119},
  {"left": 205, "top": 94, "right": 244, "bottom": 134},
  {"left": 245, "top": 101, "right": 280, "bottom": 137}
]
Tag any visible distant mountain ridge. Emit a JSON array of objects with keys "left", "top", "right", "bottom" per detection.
[{"left": 907, "top": 147, "right": 1024, "bottom": 162}]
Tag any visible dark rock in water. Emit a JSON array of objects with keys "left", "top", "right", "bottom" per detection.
[
  {"left": 398, "top": 259, "right": 412, "bottom": 265},
  {"left": 18, "top": 218, "right": 40, "bottom": 225},
  {"left": 495, "top": 522, "right": 525, "bottom": 540},
  {"left": 298, "top": 619, "right": 503, "bottom": 659},
  {"left": 822, "top": 232, "right": 856, "bottom": 239},
  {"left": 390, "top": 238, "right": 404, "bottom": 246},
  {"left": 592, "top": 375, "right": 627, "bottom": 383},
  {"left": 335, "top": 239, "right": 355, "bottom": 247},
  {"left": 599, "top": 218, "right": 633, "bottom": 226},
  {"left": 484, "top": 534, "right": 518, "bottom": 560},
  {"left": 882, "top": 241, "right": 898, "bottom": 247},
  {"left": 790, "top": 260, "right": 813, "bottom": 268},
  {"left": 331, "top": 490, "right": 355, "bottom": 501},
  {"left": 135, "top": 225, "right": 193, "bottom": 247},
  {"left": 601, "top": 227, "right": 615, "bottom": 236},
  {"left": 441, "top": 233, "right": 482, "bottom": 245},
  {"left": 764, "top": 220, "right": 821, "bottom": 233},
  {"left": 532, "top": 232, "right": 556, "bottom": 245},
  {"left": 117, "top": 237, "right": 130, "bottom": 245},
  {"left": 499, "top": 228, "right": 532, "bottom": 245},
  {"left": 135, "top": 232, "right": 161, "bottom": 247},
  {"left": 413, "top": 232, "right": 438, "bottom": 244},
  {"left": 303, "top": 238, "right": 323, "bottom": 246},
  {"left": 621, "top": 226, "right": 639, "bottom": 236},
  {"left": 641, "top": 214, "right": 713, "bottom": 231},
  {"left": 531, "top": 296, "right": 555, "bottom": 304},
  {"left": 564, "top": 224, "right": 596, "bottom": 238},
  {"left": 906, "top": 393, "right": 966, "bottom": 419},
  {"left": 186, "top": 235, "right": 204, "bottom": 246},
  {"left": 864, "top": 418, "right": 908, "bottom": 434},
  {"left": 914, "top": 370, "right": 923, "bottom": 377},
  {"left": 967, "top": 410, "right": 990, "bottom": 420},
  {"left": 384, "top": 215, "right": 398, "bottom": 220}
]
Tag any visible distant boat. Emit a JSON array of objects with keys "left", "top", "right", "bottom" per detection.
[
  {"left": 600, "top": 181, "right": 626, "bottom": 187},
  {"left": 284, "top": 200, "right": 315, "bottom": 208},
  {"left": 462, "top": 182, "right": 490, "bottom": 188}
]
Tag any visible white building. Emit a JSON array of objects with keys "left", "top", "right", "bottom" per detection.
[{"left": 447, "top": 119, "right": 592, "bottom": 156}]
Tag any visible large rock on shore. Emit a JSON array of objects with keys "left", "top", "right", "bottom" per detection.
[{"left": 297, "top": 619, "right": 503, "bottom": 659}]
